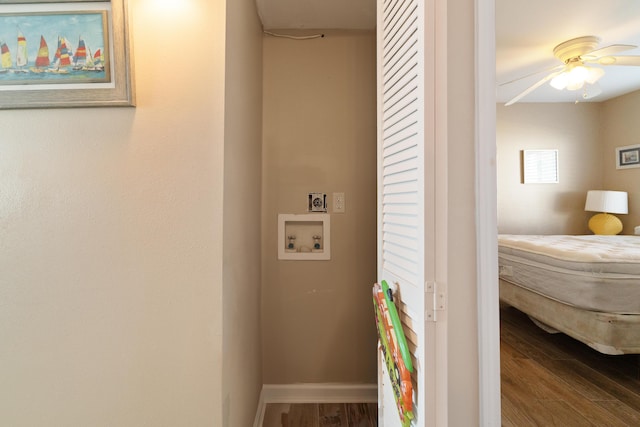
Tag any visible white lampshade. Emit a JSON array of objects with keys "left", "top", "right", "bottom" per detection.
[{"left": 584, "top": 190, "right": 628, "bottom": 214}]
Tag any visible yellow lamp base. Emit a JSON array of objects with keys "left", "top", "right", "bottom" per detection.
[{"left": 588, "top": 213, "right": 623, "bottom": 235}]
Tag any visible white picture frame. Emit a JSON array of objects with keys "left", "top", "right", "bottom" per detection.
[
  {"left": 522, "top": 149, "right": 559, "bottom": 184},
  {"left": 616, "top": 144, "right": 640, "bottom": 169}
]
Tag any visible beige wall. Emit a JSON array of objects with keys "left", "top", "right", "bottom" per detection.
[
  {"left": 497, "top": 103, "right": 603, "bottom": 234},
  {"left": 498, "top": 93, "right": 640, "bottom": 236},
  {"left": 0, "top": 0, "right": 265, "bottom": 425},
  {"left": 602, "top": 90, "right": 640, "bottom": 233},
  {"left": 261, "top": 31, "right": 378, "bottom": 384},
  {"left": 223, "top": 0, "right": 264, "bottom": 425},
  {"left": 448, "top": 0, "right": 480, "bottom": 423}
]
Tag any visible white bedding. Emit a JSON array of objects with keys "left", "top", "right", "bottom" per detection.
[{"left": 498, "top": 234, "right": 640, "bottom": 314}]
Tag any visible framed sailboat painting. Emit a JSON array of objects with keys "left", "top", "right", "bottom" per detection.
[{"left": 0, "top": 0, "right": 134, "bottom": 108}]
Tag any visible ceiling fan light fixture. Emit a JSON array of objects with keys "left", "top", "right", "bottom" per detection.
[
  {"left": 566, "top": 79, "right": 585, "bottom": 91},
  {"left": 503, "top": 36, "right": 640, "bottom": 106},
  {"left": 549, "top": 65, "right": 604, "bottom": 91},
  {"left": 550, "top": 73, "right": 568, "bottom": 90},
  {"left": 585, "top": 67, "right": 605, "bottom": 84},
  {"left": 566, "top": 65, "right": 588, "bottom": 90}
]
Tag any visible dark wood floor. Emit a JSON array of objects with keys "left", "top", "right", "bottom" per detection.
[
  {"left": 264, "top": 307, "right": 640, "bottom": 426},
  {"left": 263, "top": 402, "right": 377, "bottom": 427},
  {"left": 501, "top": 305, "right": 640, "bottom": 426}
]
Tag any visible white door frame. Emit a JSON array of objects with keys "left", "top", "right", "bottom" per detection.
[{"left": 475, "top": 0, "right": 501, "bottom": 425}]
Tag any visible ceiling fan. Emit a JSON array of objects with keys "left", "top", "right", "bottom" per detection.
[{"left": 502, "top": 36, "right": 640, "bottom": 106}]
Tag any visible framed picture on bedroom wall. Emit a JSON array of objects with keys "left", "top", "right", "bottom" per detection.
[
  {"left": 616, "top": 144, "right": 640, "bottom": 169},
  {"left": 521, "top": 149, "right": 559, "bottom": 184}
]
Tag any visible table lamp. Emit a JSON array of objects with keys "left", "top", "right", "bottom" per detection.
[{"left": 584, "top": 190, "right": 628, "bottom": 235}]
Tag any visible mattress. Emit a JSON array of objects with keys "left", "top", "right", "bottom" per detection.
[{"left": 498, "top": 234, "right": 640, "bottom": 314}]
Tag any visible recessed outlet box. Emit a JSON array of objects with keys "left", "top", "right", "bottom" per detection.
[
  {"left": 278, "top": 213, "right": 330, "bottom": 260},
  {"left": 308, "top": 193, "right": 327, "bottom": 212}
]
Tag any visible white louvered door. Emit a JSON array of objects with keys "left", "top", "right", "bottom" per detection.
[{"left": 377, "top": 0, "right": 447, "bottom": 425}]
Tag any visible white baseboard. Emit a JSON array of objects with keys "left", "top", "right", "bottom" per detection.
[
  {"left": 253, "top": 383, "right": 377, "bottom": 427},
  {"left": 263, "top": 383, "right": 378, "bottom": 403},
  {"left": 253, "top": 388, "right": 267, "bottom": 427}
]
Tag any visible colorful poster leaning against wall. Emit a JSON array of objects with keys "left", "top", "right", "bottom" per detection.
[{"left": 373, "top": 280, "right": 414, "bottom": 426}]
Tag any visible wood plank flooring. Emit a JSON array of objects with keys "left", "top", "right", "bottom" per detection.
[
  {"left": 501, "top": 304, "right": 640, "bottom": 426},
  {"left": 264, "top": 306, "right": 640, "bottom": 426},
  {"left": 263, "top": 402, "right": 377, "bottom": 427}
]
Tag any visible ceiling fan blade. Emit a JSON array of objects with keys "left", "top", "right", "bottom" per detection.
[
  {"left": 504, "top": 70, "right": 564, "bottom": 106},
  {"left": 583, "top": 44, "right": 637, "bottom": 60},
  {"left": 499, "top": 64, "right": 564, "bottom": 86},
  {"left": 596, "top": 55, "right": 640, "bottom": 66}
]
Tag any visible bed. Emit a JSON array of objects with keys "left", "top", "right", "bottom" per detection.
[{"left": 498, "top": 234, "right": 640, "bottom": 355}]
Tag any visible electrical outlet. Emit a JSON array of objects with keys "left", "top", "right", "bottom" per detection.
[{"left": 333, "top": 192, "right": 345, "bottom": 213}]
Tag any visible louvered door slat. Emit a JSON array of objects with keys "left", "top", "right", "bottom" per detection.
[
  {"left": 384, "top": 149, "right": 418, "bottom": 170},
  {"left": 383, "top": 221, "right": 419, "bottom": 237},
  {"left": 383, "top": 109, "right": 418, "bottom": 136},
  {"left": 382, "top": 169, "right": 418, "bottom": 186},
  {"left": 383, "top": 163, "right": 418, "bottom": 180},
  {"left": 383, "top": 94, "right": 418, "bottom": 126},
  {"left": 382, "top": 127, "right": 419, "bottom": 151},
  {"left": 383, "top": 180, "right": 419, "bottom": 195},
  {"left": 382, "top": 213, "right": 419, "bottom": 230}
]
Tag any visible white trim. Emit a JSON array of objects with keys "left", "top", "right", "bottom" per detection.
[
  {"left": 475, "top": 0, "right": 501, "bottom": 425},
  {"left": 253, "top": 383, "right": 378, "bottom": 427},
  {"left": 433, "top": 0, "right": 449, "bottom": 425},
  {"left": 277, "top": 213, "right": 331, "bottom": 260},
  {"left": 261, "top": 383, "right": 378, "bottom": 404},
  {"left": 252, "top": 388, "right": 267, "bottom": 427}
]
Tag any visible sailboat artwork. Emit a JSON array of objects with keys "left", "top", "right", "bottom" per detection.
[
  {"left": 90, "top": 48, "right": 105, "bottom": 72},
  {"left": 31, "top": 35, "right": 50, "bottom": 73},
  {"left": 15, "top": 30, "right": 28, "bottom": 73},
  {"left": 0, "top": 10, "right": 110, "bottom": 84},
  {"left": 0, "top": 30, "right": 30, "bottom": 74},
  {"left": 51, "top": 36, "right": 72, "bottom": 73},
  {"left": 0, "top": 40, "right": 11, "bottom": 74}
]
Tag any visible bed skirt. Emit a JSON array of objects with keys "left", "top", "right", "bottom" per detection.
[{"left": 499, "top": 278, "right": 640, "bottom": 355}]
